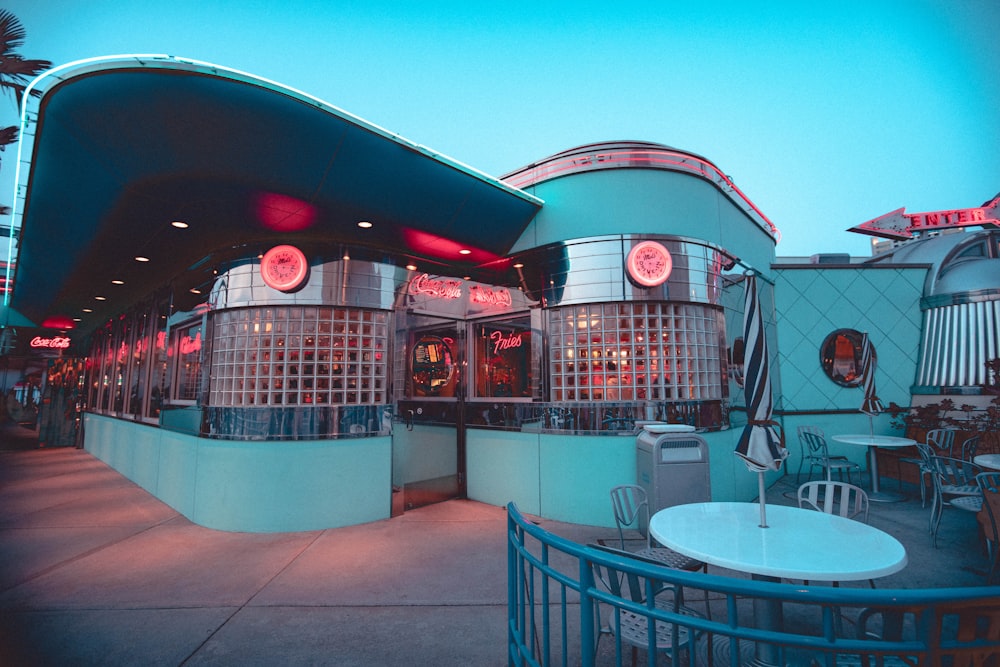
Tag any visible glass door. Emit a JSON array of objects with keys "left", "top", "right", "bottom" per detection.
[{"left": 391, "top": 316, "right": 465, "bottom": 514}]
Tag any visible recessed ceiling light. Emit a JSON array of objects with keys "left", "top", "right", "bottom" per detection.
[
  {"left": 171, "top": 221, "right": 189, "bottom": 229},
  {"left": 513, "top": 263, "right": 524, "bottom": 269},
  {"left": 111, "top": 279, "right": 124, "bottom": 285},
  {"left": 72, "top": 317, "right": 82, "bottom": 322},
  {"left": 405, "top": 264, "right": 417, "bottom": 271},
  {"left": 95, "top": 296, "right": 107, "bottom": 301},
  {"left": 82, "top": 308, "right": 93, "bottom": 313},
  {"left": 357, "top": 221, "right": 373, "bottom": 229},
  {"left": 189, "top": 288, "right": 201, "bottom": 294},
  {"left": 135, "top": 256, "right": 150, "bottom": 262},
  {"left": 459, "top": 249, "right": 471, "bottom": 255}
]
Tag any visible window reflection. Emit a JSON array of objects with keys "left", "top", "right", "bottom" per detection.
[
  {"left": 474, "top": 316, "right": 533, "bottom": 399},
  {"left": 820, "top": 329, "right": 869, "bottom": 387}
]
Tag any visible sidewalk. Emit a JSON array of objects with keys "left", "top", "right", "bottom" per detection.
[{"left": 0, "top": 423, "right": 993, "bottom": 666}]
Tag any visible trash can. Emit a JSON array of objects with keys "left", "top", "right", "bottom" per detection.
[{"left": 636, "top": 424, "right": 711, "bottom": 519}]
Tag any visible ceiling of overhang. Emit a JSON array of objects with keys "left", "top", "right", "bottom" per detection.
[{"left": 10, "top": 63, "right": 541, "bottom": 338}]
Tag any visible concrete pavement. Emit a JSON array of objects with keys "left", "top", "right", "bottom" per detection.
[{"left": 0, "top": 420, "right": 994, "bottom": 666}]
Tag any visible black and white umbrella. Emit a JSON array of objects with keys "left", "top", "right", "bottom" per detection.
[
  {"left": 734, "top": 273, "right": 788, "bottom": 527},
  {"left": 859, "top": 332, "right": 883, "bottom": 433}
]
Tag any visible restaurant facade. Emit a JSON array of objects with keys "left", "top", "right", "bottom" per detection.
[{"left": 4, "top": 56, "right": 998, "bottom": 531}]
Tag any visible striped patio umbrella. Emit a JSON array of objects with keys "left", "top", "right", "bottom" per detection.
[
  {"left": 859, "top": 332, "right": 884, "bottom": 416},
  {"left": 734, "top": 273, "right": 788, "bottom": 527}
]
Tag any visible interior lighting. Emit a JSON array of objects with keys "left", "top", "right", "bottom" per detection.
[
  {"left": 189, "top": 288, "right": 201, "bottom": 294},
  {"left": 82, "top": 308, "right": 93, "bottom": 313},
  {"left": 513, "top": 263, "right": 524, "bottom": 269},
  {"left": 171, "top": 221, "right": 189, "bottom": 229},
  {"left": 405, "top": 264, "right": 417, "bottom": 271},
  {"left": 135, "top": 256, "right": 150, "bottom": 262},
  {"left": 111, "top": 279, "right": 124, "bottom": 285},
  {"left": 358, "top": 221, "right": 373, "bottom": 229},
  {"left": 94, "top": 296, "right": 107, "bottom": 301},
  {"left": 459, "top": 249, "right": 471, "bottom": 255}
]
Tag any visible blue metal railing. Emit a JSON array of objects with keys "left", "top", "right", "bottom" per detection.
[{"left": 507, "top": 502, "right": 1000, "bottom": 667}]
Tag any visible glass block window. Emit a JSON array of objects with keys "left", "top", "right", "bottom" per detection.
[
  {"left": 208, "top": 306, "right": 389, "bottom": 407},
  {"left": 547, "top": 302, "right": 726, "bottom": 402}
]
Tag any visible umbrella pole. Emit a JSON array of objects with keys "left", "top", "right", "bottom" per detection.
[{"left": 758, "top": 471, "right": 768, "bottom": 528}]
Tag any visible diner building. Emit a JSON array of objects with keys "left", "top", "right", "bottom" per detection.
[{"left": 3, "top": 56, "right": 998, "bottom": 532}]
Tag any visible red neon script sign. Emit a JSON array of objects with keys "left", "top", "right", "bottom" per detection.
[
  {"left": 31, "top": 336, "right": 71, "bottom": 349},
  {"left": 470, "top": 285, "right": 512, "bottom": 307},
  {"left": 408, "top": 274, "right": 463, "bottom": 300},
  {"left": 490, "top": 330, "right": 523, "bottom": 355}
]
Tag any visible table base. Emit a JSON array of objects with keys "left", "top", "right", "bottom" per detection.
[{"left": 868, "top": 489, "right": 906, "bottom": 503}]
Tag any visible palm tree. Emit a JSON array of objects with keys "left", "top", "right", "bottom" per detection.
[
  {"left": 0, "top": 10, "right": 52, "bottom": 112},
  {"left": 0, "top": 10, "right": 51, "bottom": 216}
]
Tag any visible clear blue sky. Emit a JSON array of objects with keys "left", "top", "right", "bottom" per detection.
[{"left": 3, "top": 0, "right": 998, "bottom": 257}]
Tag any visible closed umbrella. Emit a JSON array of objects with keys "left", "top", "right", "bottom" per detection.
[
  {"left": 859, "top": 332, "right": 883, "bottom": 435},
  {"left": 734, "top": 273, "right": 788, "bottom": 527}
]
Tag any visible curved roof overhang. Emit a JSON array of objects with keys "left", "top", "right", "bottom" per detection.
[{"left": 4, "top": 55, "right": 542, "bottom": 338}]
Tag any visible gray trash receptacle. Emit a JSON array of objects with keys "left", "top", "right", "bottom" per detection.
[{"left": 636, "top": 425, "right": 711, "bottom": 518}]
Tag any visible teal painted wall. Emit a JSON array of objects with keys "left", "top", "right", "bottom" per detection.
[
  {"left": 84, "top": 414, "right": 392, "bottom": 532},
  {"left": 466, "top": 426, "right": 768, "bottom": 527},
  {"left": 773, "top": 265, "right": 928, "bottom": 472}
]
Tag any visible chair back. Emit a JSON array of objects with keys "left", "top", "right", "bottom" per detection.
[
  {"left": 926, "top": 429, "right": 957, "bottom": 457},
  {"left": 799, "top": 430, "right": 830, "bottom": 458},
  {"left": 977, "top": 472, "right": 1000, "bottom": 549},
  {"left": 797, "top": 480, "right": 870, "bottom": 523},
  {"left": 960, "top": 435, "right": 980, "bottom": 462},
  {"left": 928, "top": 456, "right": 982, "bottom": 489},
  {"left": 610, "top": 485, "right": 650, "bottom": 547},
  {"left": 914, "top": 442, "right": 934, "bottom": 465},
  {"left": 796, "top": 425, "right": 823, "bottom": 451}
]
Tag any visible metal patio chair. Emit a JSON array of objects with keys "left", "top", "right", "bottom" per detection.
[
  {"left": 928, "top": 455, "right": 983, "bottom": 547},
  {"left": 609, "top": 485, "right": 707, "bottom": 573},
  {"left": 898, "top": 442, "right": 934, "bottom": 508},
  {"left": 609, "top": 484, "right": 710, "bottom": 618},
  {"left": 798, "top": 429, "right": 861, "bottom": 485},
  {"left": 588, "top": 542, "right": 705, "bottom": 666},
  {"left": 975, "top": 472, "right": 1000, "bottom": 585},
  {"left": 797, "top": 480, "right": 870, "bottom": 523}
]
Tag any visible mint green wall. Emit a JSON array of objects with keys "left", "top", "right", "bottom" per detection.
[
  {"left": 466, "top": 429, "right": 542, "bottom": 515},
  {"left": 466, "top": 427, "right": 769, "bottom": 527},
  {"left": 773, "top": 265, "right": 928, "bottom": 470},
  {"left": 84, "top": 414, "right": 392, "bottom": 532},
  {"left": 512, "top": 169, "right": 776, "bottom": 273}
]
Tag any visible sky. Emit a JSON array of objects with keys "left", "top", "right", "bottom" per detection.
[{"left": 2, "top": 0, "right": 998, "bottom": 258}]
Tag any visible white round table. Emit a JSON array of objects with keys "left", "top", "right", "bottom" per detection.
[
  {"left": 974, "top": 454, "right": 1000, "bottom": 472},
  {"left": 649, "top": 501, "right": 907, "bottom": 581},
  {"left": 650, "top": 502, "right": 907, "bottom": 667},
  {"left": 832, "top": 434, "right": 916, "bottom": 502}
]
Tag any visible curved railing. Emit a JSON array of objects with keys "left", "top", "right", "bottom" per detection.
[{"left": 506, "top": 502, "right": 1000, "bottom": 667}]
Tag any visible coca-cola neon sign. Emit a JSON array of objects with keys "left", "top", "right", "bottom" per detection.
[
  {"left": 408, "top": 273, "right": 463, "bottom": 300},
  {"left": 30, "top": 336, "right": 71, "bottom": 349},
  {"left": 470, "top": 285, "right": 512, "bottom": 307},
  {"left": 490, "top": 330, "right": 523, "bottom": 355}
]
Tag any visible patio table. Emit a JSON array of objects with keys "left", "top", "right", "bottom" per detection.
[
  {"left": 650, "top": 501, "right": 907, "bottom": 667},
  {"left": 832, "top": 434, "right": 916, "bottom": 502},
  {"left": 974, "top": 454, "right": 1000, "bottom": 472}
]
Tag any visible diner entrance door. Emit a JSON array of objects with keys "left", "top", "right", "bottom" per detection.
[{"left": 391, "top": 316, "right": 466, "bottom": 515}]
